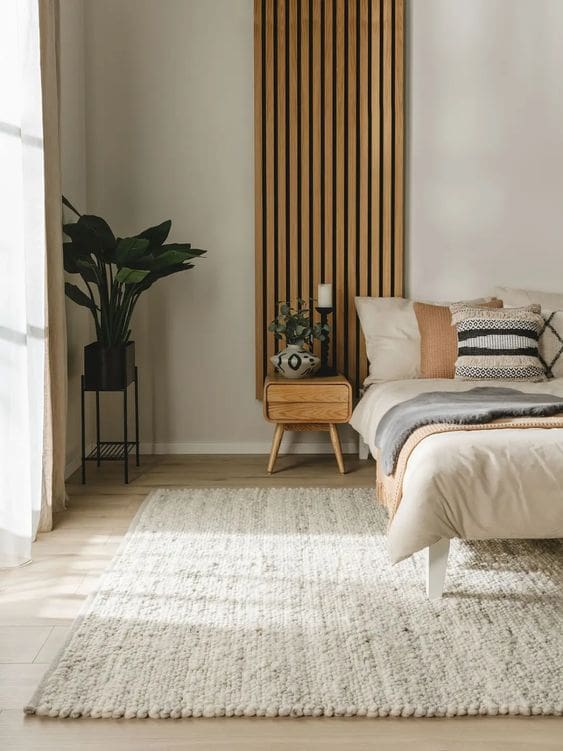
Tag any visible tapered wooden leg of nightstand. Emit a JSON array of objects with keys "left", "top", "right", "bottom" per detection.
[
  {"left": 329, "top": 423, "right": 346, "bottom": 474},
  {"left": 267, "top": 424, "right": 285, "bottom": 474}
]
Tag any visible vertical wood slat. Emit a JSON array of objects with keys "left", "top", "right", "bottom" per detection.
[
  {"left": 289, "top": 0, "right": 299, "bottom": 304},
  {"left": 277, "top": 0, "right": 287, "bottom": 309},
  {"left": 393, "top": 0, "right": 405, "bottom": 296},
  {"left": 358, "top": 0, "right": 369, "bottom": 386},
  {"left": 300, "top": 0, "right": 310, "bottom": 310},
  {"left": 323, "top": 0, "right": 333, "bottom": 303},
  {"left": 264, "top": 0, "right": 276, "bottom": 375},
  {"left": 312, "top": 0, "right": 322, "bottom": 358},
  {"left": 335, "top": 0, "right": 345, "bottom": 377},
  {"left": 255, "top": 0, "right": 404, "bottom": 397},
  {"left": 370, "top": 0, "right": 381, "bottom": 298},
  {"left": 347, "top": 0, "right": 357, "bottom": 380},
  {"left": 381, "top": 0, "right": 393, "bottom": 298},
  {"left": 254, "top": 0, "right": 263, "bottom": 392}
]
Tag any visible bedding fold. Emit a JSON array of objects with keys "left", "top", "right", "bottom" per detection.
[
  {"left": 376, "top": 416, "right": 563, "bottom": 527},
  {"left": 375, "top": 387, "right": 563, "bottom": 475}
]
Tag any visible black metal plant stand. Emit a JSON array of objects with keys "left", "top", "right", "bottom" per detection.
[{"left": 81, "top": 366, "right": 140, "bottom": 484}]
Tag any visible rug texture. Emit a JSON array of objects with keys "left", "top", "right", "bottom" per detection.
[{"left": 26, "top": 487, "right": 563, "bottom": 719}]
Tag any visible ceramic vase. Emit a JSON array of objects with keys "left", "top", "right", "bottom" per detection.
[{"left": 270, "top": 343, "right": 320, "bottom": 379}]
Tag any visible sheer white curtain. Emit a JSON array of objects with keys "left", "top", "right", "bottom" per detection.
[{"left": 0, "top": 0, "right": 49, "bottom": 567}]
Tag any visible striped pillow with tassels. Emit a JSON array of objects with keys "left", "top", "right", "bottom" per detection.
[{"left": 450, "top": 304, "right": 546, "bottom": 381}]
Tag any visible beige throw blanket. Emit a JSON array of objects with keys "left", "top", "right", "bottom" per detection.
[{"left": 376, "top": 416, "right": 563, "bottom": 524}]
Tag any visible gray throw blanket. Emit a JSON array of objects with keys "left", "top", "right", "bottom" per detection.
[{"left": 375, "top": 387, "right": 563, "bottom": 476}]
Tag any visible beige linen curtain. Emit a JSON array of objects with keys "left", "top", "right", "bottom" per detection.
[{"left": 38, "top": 0, "right": 67, "bottom": 532}]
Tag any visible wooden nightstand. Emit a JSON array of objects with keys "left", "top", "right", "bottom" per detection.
[{"left": 263, "top": 373, "right": 353, "bottom": 474}]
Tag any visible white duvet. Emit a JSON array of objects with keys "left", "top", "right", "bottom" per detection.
[{"left": 350, "top": 378, "right": 563, "bottom": 563}]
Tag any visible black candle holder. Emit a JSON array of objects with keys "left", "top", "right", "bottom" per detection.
[{"left": 315, "top": 306, "right": 337, "bottom": 376}]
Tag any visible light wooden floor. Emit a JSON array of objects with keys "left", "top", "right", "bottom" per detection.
[{"left": 1, "top": 454, "right": 560, "bottom": 750}]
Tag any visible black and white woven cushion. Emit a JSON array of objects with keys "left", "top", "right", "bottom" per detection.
[
  {"left": 450, "top": 304, "right": 546, "bottom": 382},
  {"left": 539, "top": 311, "right": 563, "bottom": 379}
]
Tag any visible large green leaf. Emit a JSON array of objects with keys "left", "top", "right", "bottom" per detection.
[
  {"left": 152, "top": 262, "right": 194, "bottom": 279},
  {"left": 62, "top": 225, "right": 96, "bottom": 254},
  {"left": 63, "top": 242, "right": 80, "bottom": 273},
  {"left": 115, "top": 267, "right": 151, "bottom": 284},
  {"left": 153, "top": 242, "right": 205, "bottom": 258},
  {"left": 75, "top": 257, "right": 98, "bottom": 284},
  {"left": 65, "top": 282, "right": 97, "bottom": 311},
  {"left": 80, "top": 215, "right": 116, "bottom": 249},
  {"left": 135, "top": 262, "right": 195, "bottom": 292},
  {"left": 166, "top": 244, "right": 205, "bottom": 257},
  {"left": 63, "top": 215, "right": 116, "bottom": 254},
  {"left": 150, "top": 247, "right": 205, "bottom": 271},
  {"left": 138, "top": 220, "right": 171, "bottom": 248},
  {"left": 115, "top": 237, "right": 150, "bottom": 265}
]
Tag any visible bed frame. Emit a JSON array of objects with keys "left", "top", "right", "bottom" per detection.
[{"left": 359, "top": 435, "right": 451, "bottom": 599}]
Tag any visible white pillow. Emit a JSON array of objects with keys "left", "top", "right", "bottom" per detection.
[
  {"left": 540, "top": 311, "right": 563, "bottom": 379},
  {"left": 355, "top": 297, "right": 420, "bottom": 386},
  {"left": 355, "top": 296, "right": 500, "bottom": 387},
  {"left": 495, "top": 286, "right": 563, "bottom": 310}
]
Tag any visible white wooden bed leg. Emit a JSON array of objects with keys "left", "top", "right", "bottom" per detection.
[
  {"left": 426, "top": 538, "right": 450, "bottom": 600},
  {"left": 358, "top": 436, "right": 369, "bottom": 460}
]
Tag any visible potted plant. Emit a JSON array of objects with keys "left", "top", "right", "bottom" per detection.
[
  {"left": 62, "top": 196, "right": 205, "bottom": 389},
  {"left": 268, "top": 299, "right": 328, "bottom": 378}
]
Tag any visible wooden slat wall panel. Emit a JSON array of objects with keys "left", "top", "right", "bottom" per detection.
[{"left": 255, "top": 0, "right": 404, "bottom": 397}]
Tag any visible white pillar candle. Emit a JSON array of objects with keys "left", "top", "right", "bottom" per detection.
[{"left": 318, "top": 283, "right": 333, "bottom": 308}]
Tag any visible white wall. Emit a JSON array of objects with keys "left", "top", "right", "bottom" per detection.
[
  {"left": 407, "top": 0, "right": 563, "bottom": 301},
  {"left": 59, "top": 0, "right": 93, "bottom": 473},
  {"left": 81, "top": 0, "right": 349, "bottom": 454}
]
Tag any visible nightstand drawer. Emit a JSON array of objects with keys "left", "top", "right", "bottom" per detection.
[
  {"left": 266, "top": 402, "right": 350, "bottom": 423},
  {"left": 266, "top": 384, "right": 349, "bottom": 403}
]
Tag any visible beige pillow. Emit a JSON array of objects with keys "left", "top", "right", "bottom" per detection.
[
  {"left": 540, "top": 311, "right": 563, "bottom": 379},
  {"left": 355, "top": 297, "right": 420, "bottom": 385},
  {"left": 414, "top": 299, "right": 503, "bottom": 379},
  {"left": 494, "top": 286, "right": 563, "bottom": 310}
]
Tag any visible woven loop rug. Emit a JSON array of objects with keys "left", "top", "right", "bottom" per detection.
[{"left": 26, "top": 487, "right": 563, "bottom": 719}]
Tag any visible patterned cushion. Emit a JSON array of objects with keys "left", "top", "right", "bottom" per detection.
[
  {"left": 414, "top": 299, "right": 503, "bottom": 379},
  {"left": 450, "top": 304, "right": 546, "bottom": 382},
  {"left": 539, "top": 311, "right": 563, "bottom": 379}
]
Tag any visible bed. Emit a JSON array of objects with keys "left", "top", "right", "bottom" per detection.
[{"left": 351, "top": 377, "right": 563, "bottom": 598}]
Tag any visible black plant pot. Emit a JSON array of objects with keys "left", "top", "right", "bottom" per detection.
[{"left": 84, "top": 341, "right": 136, "bottom": 390}]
